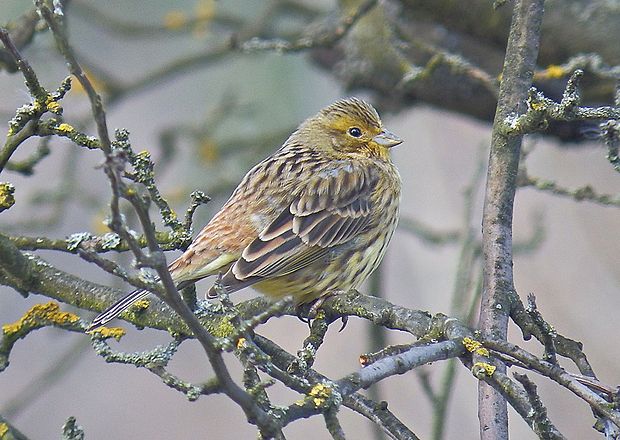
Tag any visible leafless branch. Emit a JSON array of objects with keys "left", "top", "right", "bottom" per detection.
[{"left": 478, "top": 0, "right": 545, "bottom": 438}]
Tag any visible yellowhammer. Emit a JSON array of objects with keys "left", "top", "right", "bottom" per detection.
[{"left": 88, "top": 97, "right": 402, "bottom": 330}]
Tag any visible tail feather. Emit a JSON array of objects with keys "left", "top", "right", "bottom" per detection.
[{"left": 87, "top": 289, "right": 152, "bottom": 332}]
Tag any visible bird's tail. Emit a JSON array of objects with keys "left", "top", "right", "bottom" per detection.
[{"left": 87, "top": 289, "right": 152, "bottom": 332}]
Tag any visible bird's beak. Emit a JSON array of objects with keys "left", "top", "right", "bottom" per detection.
[{"left": 373, "top": 129, "right": 403, "bottom": 148}]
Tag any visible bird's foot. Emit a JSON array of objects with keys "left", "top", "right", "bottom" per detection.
[{"left": 294, "top": 291, "right": 348, "bottom": 331}]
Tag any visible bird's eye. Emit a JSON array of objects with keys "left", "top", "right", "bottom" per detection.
[{"left": 348, "top": 127, "right": 362, "bottom": 138}]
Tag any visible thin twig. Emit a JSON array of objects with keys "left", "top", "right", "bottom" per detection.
[
  {"left": 513, "top": 372, "right": 566, "bottom": 439},
  {"left": 0, "top": 28, "right": 46, "bottom": 99},
  {"left": 36, "top": 1, "right": 112, "bottom": 154},
  {"left": 518, "top": 170, "right": 620, "bottom": 207},
  {"left": 37, "top": 1, "right": 280, "bottom": 435},
  {"left": 324, "top": 410, "right": 347, "bottom": 440},
  {"left": 343, "top": 394, "right": 419, "bottom": 440},
  {"left": 237, "top": 0, "right": 378, "bottom": 53},
  {"left": 397, "top": 217, "right": 460, "bottom": 245},
  {"left": 484, "top": 339, "right": 620, "bottom": 429},
  {"left": 254, "top": 334, "right": 420, "bottom": 439}
]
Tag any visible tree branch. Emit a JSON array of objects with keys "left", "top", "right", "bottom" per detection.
[
  {"left": 0, "top": 413, "right": 31, "bottom": 440},
  {"left": 478, "top": 0, "right": 545, "bottom": 438}
]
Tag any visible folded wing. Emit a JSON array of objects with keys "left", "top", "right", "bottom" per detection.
[{"left": 209, "top": 162, "right": 376, "bottom": 296}]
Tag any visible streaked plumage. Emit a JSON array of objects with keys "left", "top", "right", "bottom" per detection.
[{"left": 88, "top": 98, "right": 402, "bottom": 331}]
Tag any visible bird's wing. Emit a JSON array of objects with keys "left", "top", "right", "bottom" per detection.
[{"left": 213, "top": 162, "right": 377, "bottom": 294}]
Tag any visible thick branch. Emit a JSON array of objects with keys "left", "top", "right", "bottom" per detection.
[
  {"left": 478, "top": 0, "right": 545, "bottom": 438},
  {"left": 0, "top": 231, "right": 438, "bottom": 339}
]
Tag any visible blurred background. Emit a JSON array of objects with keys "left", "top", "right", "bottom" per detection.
[{"left": 1, "top": 0, "right": 619, "bottom": 438}]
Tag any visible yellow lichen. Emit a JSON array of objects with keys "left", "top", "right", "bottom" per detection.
[
  {"left": 308, "top": 383, "right": 332, "bottom": 407},
  {"left": 125, "top": 187, "right": 137, "bottom": 197},
  {"left": 198, "top": 138, "right": 219, "bottom": 163},
  {"left": 195, "top": 0, "right": 215, "bottom": 21},
  {"left": 45, "top": 96, "right": 62, "bottom": 114},
  {"left": 0, "top": 422, "right": 9, "bottom": 437},
  {"left": 57, "top": 123, "right": 74, "bottom": 133},
  {"left": 164, "top": 10, "right": 187, "bottom": 29},
  {"left": 209, "top": 317, "right": 235, "bottom": 338},
  {"left": 535, "top": 65, "right": 565, "bottom": 80},
  {"left": 473, "top": 361, "right": 496, "bottom": 377},
  {"left": 1, "top": 322, "right": 21, "bottom": 335},
  {"left": 2, "top": 302, "right": 80, "bottom": 335},
  {"left": 90, "top": 326, "right": 125, "bottom": 341},
  {"left": 192, "top": 0, "right": 215, "bottom": 37},
  {"left": 132, "top": 299, "right": 151, "bottom": 311},
  {"left": 0, "top": 183, "right": 15, "bottom": 211},
  {"left": 529, "top": 98, "right": 546, "bottom": 112},
  {"left": 48, "top": 101, "right": 61, "bottom": 113},
  {"left": 462, "top": 337, "right": 490, "bottom": 357}
]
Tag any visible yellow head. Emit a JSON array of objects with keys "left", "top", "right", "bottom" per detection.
[{"left": 291, "top": 98, "right": 403, "bottom": 160}]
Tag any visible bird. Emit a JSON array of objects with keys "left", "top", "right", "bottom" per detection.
[{"left": 88, "top": 97, "right": 402, "bottom": 331}]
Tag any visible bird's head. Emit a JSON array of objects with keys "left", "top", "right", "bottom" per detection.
[{"left": 295, "top": 98, "right": 403, "bottom": 160}]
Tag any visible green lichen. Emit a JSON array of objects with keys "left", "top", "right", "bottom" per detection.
[
  {"left": 131, "top": 150, "right": 155, "bottom": 184},
  {"left": 7, "top": 103, "right": 36, "bottom": 135},
  {"left": 121, "top": 299, "right": 151, "bottom": 323},
  {"left": 0, "top": 183, "right": 15, "bottom": 212},
  {"left": 40, "top": 120, "right": 100, "bottom": 150},
  {"left": 99, "top": 232, "right": 122, "bottom": 250},
  {"left": 206, "top": 316, "right": 235, "bottom": 338},
  {"left": 65, "top": 232, "right": 95, "bottom": 251},
  {"left": 131, "top": 299, "right": 151, "bottom": 311},
  {"left": 62, "top": 416, "right": 84, "bottom": 440}
]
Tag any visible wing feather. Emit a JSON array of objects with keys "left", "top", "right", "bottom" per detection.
[
  {"left": 304, "top": 215, "right": 342, "bottom": 246},
  {"left": 220, "top": 160, "right": 377, "bottom": 293},
  {"left": 236, "top": 232, "right": 303, "bottom": 278},
  {"left": 259, "top": 209, "right": 293, "bottom": 241}
]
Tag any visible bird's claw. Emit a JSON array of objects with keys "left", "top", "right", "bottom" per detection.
[
  {"left": 338, "top": 316, "right": 349, "bottom": 332},
  {"left": 295, "top": 291, "right": 348, "bottom": 331}
]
